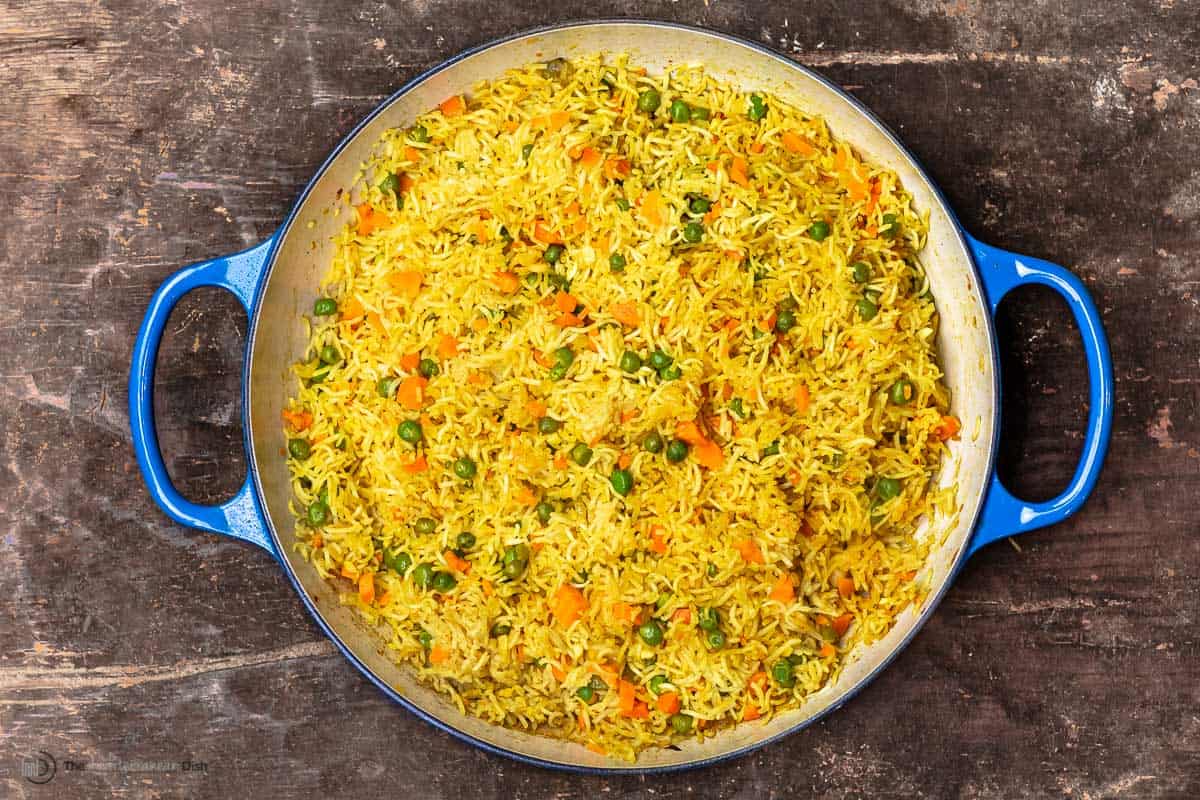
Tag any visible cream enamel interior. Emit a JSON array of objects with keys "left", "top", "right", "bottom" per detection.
[{"left": 246, "top": 23, "right": 996, "bottom": 769}]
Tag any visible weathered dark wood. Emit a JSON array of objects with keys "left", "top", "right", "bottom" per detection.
[{"left": 2, "top": 1, "right": 1198, "bottom": 797}]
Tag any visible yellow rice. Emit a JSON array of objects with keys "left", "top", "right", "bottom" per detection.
[{"left": 282, "top": 54, "right": 957, "bottom": 761}]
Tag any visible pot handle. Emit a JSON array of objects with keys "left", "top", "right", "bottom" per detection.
[
  {"left": 128, "top": 237, "right": 279, "bottom": 560},
  {"left": 966, "top": 235, "right": 1113, "bottom": 556}
]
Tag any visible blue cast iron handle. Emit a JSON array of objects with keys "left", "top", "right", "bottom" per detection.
[
  {"left": 967, "top": 235, "right": 1113, "bottom": 556},
  {"left": 128, "top": 237, "right": 279, "bottom": 560}
]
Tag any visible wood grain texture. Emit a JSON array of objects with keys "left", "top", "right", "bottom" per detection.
[{"left": 1, "top": 1, "right": 1197, "bottom": 797}]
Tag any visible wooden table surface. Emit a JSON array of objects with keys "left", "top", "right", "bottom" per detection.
[{"left": 2, "top": 1, "right": 1198, "bottom": 797}]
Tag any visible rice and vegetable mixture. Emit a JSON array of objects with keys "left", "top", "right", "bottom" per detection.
[{"left": 281, "top": 55, "right": 960, "bottom": 760}]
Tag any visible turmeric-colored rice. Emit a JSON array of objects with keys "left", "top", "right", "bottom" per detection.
[{"left": 282, "top": 55, "right": 957, "bottom": 761}]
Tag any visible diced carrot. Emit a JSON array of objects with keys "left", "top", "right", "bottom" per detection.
[
  {"left": 648, "top": 526, "right": 668, "bottom": 555},
  {"left": 675, "top": 421, "right": 706, "bottom": 445},
  {"left": 429, "top": 645, "right": 450, "bottom": 664},
  {"left": 657, "top": 692, "right": 681, "bottom": 714},
  {"left": 399, "top": 352, "right": 420, "bottom": 371},
  {"left": 612, "top": 602, "right": 640, "bottom": 625},
  {"left": 471, "top": 318, "right": 489, "bottom": 333},
  {"left": 758, "top": 312, "right": 777, "bottom": 333},
  {"left": 533, "top": 110, "right": 570, "bottom": 131},
  {"left": 387, "top": 269, "right": 424, "bottom": 299},
  {"left": 846, "top": 176, "right": 870, "bottom": 202},
  {"left": 492, "top": 270, "right": 520, "bottom": 294},
  {"left": 618, "top": 680, "right": 637, "bottom": 715},
  {"left": 526, "top": 399, "right": 547, "bottom": 418},
  {"left": 781, "top": 130, "right": 816, "bottom": 155},
  {"left": 403, "top": 145, "right": 421, "bottom": 162},
  {"left": 554, "top": 453, "right": 569, "bottom": 470},
  {"left": 620, "top": 408, "right": 640, "bottom": 423},
  {"left": 533, "top": 221, "right": 564, "bottom": 244},
  {"left": 795, "top": 383, "right": 811, "bottom": 415},
  {"left": 532, "top": 349, "right": 553, "bottom": 368},
  {"left": 743, "top": 704, "right": 761, "bottom": 721},
  {"left": 515, "top": 485, "right": 538, "bottom": 506},
  {"left": 503, "top": 120, "right": 520, "bottom": 134},
  {"left": 608, "top": 301, "right": 640, "bottom": 327},
  {"left": 614, "top": 453, "right": 632, "bottom": 471},
  {"left": 355, "top": 203, "right": 386, "bottom": 236},
  {"left": 402, "top": 455, "right": 428, "bottom": 473},
  {"left": 628, "top": 701, "right": 650, "bottom": 719},
  {"left": 377, "top": 590, "right": 391, "bottom": 606},
  {"left": 551, "top": 663, "right": 567, "bottom": 682},
  {"left": 837, "top": 576, "right": 856, "bottom": 598},
  {"left": 579, "top": 146, "right": 602, "bottom": 168},
  {"left": 586, "top": 742, "right": 606, "bottom": 756},
  {"left": 703, "top": 201, "right": 723, "bottom": 226},
  {"left": 468, "top": 218, "right": 490, "bottom": 243},
  {"left": 341, "top": 295, "right": 365, "bottom": 321},
  {"left": 365, "top": 311, "right": 384, "bottom": 331},
  {"left": 467, "top": 371, "right": 489, "bottom": 385},
  {"left": 901, "top": 570, "right": 918, "bottom": 581},
  {"left": 935, "top": 414, "right": 962, "bottom": 441},
  {"left": 733, "top": 538, "right": 765, "bottom": 564},
  {"left": 552, "top": 292, "right": 576, "bottom": 314},
  {"left": 693, "top": 439, "right": 725, "bottom": 469},
  {"left": 437, "top": 334, "right": 459, "bottom": 359},
  {"left": 281, "top": 408, "right": 313, "bottom": 431},
  {"left": 481, "top": 579, "right": 494, "bottom": 597},
  {"left": 603, "top": 157, "right": 631, "bottom": 180},
  {"left": 553, "top": 584, "right": 589, "bottom": 627},
  {"left": 748, "top": 671, "right": 767, "bottom": 691},
  {"left": 705, "top": 160, "right": 720, "bottom": 173},
  {"left": 769, "top": 573, "right": 795, "bottom": 603},
  {"left": 340, "top": 563, "right": 358, "bottom": 580},
  {"left": 730, "top": 157, "right": 750, "bottom": 188},
  {"left": 439, "top": 95, "right": 466, "bottom": 116},
  {"left": 357, "top": 573, "right": 375, "bottom": 604},
  {"left": 865, "top": 179, "right": 882, "bottom": 216},
  {"left": 553, "top": 312, "right": 583, "bottom": 328},
  {"left": 749, "top": 141, "right": 765, "bottom": 154},
  {"left": 570, "top": 216, "right": 586, "bottom": 235},
  {"left": 640, "top": 189, "right": 666, "bottom": 227},
  {"left": 567, "top": 144, "right": 585, "bottom": 159},
  {"left": 820, "top": 643, "right": 837, "bottom": 658},
  {"left": 396, "top": 375, "right": 428, "bottom": 410},
  {"left": 671, "top": 607, "right": 692, "bottom": 624},
  {"left": 723, "top": 249, "right": 744, "bottom": 262},
  {"left": 444, "top": 549, "right": 471, "bottom": 574}
]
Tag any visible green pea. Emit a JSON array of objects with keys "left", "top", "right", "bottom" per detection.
[
  {"left": 569, "top": 442, "right": 592, "bottom": 466},
  {"left": 660, "top": 365, "right": 682, "bottom": 382},
  {"left": 378, "top": 172, "right": 400, "bottom": 196},
  {"left": 648, "top": 350, "right": 673, "bottom": 371},
  {"left": 818, "top": 624, "right": 838, "bottom": 642},
  {"left": 377, "top": 377, "right": 398, "bottom": 398},
  {"left": 456, "top": 532, "right": 476, "bottom": 551},
  {"left": 313, "top": 297, "right": 337, "bottom": 316},
  {"left": 669, "top": 98, "right": 691, "bottom": 123},
  {"left": 706, "top": 562, "right": 719, "bottom": 578},
  {"left": 521, "top": 143, "right": 533, "bottom": 161},
  {"left": 642, "top": 431, "right": 664, "bottom": 453},
  {"left": 553, "top": 346, "right": 574, "bottom": 368},
  {"left": 619, "top": 350, "right": 643, "bottom": 373},
  {"left": 689, "top": 196, "right": 711, "bottom": 215},
  {"left": 881, "top": 212, "right": 900, "bottom": 238},
  {"left": 502, "top": 558, "right": 527, "bottom": 580},
  {"left": 414, "top": 517, "right": 437, "bottom": 535},
  {"left": 546, "top": 272, "right": 569, "bottom": 291},
  {"left": 609, "top": 253, "right": 627, "bottom": 272},
  {"left": 536, "top": 501, "right": 554, "bottom": 524},
  {"left": 889, "top": 378, "right": 914, "bottom": 406},
  {"left": 417, "top": 630, "right": 433, "bottom": 649},
  {"left": 637, "top": 88, "right": 661, "bottom": 114},
  {"left": 548, "top": 364, "right": 568, "bottom": 381},
  {"left": 306, "top": 501, "right": 329, "bottom": 526},
  {"left": 538, "top": 416, "right": 561, "bottom": 434},
  {"left": 503, "top": 543, "right": 530, "bottom": 565},
  {"left": 544, "top": 243, "right": 564, "bottom": 264},
  {"left": 774, "top": 310, "right": 796, "bottom": 333},
  {"left": 665, "top": 439, "right": 689, "bottom": 463},
  {"left": 409, "top": 124, "right": 430, "bottom": 143},
  {"left": 808, "top": 221, "right": 831, "bottom": 241},
  {"left": 397, "top": 419, "right": 423, "bottom": 444},
  {"left": 490, "top": 622, "right": 512, "bottom": 638},
  {"left": 696, "top": 609, "right": 720, "bottom": 634},
  {"left": 875, "top": 476, "right": 902, "bottom": 500},
  {"left": 669, "top": 713, "right": 694, "bottom": 734},
  {"left": 452, "top": 457, "right": 477, "bottom": 480},
  {"left": 432, "top": 571, "right": 457, "bottom": 593},
  {"left": 287, "top": 438, "right": 311, "bottom": 460},
  {"left": 761, "top": 440, "right": 780, "bottom": 457},
  {"left": 705, "top": 629, "right": 726, "bottom": 650},
  {"left": 576, "top": 685, "right": 595, "bottom": 702},
  {"left": 729, "top": 398, "right": 746, "bottom": 419},
  {"left": 851, "top": 261, "right": 871, "bottom": 283},
  {"left": 857, "top": 297, "right": 878, "bottom": 321},
  {"left": 418, "top": 358, "right": 439, "bottom": 378},
  {"left": 771, "top": 659, "right": 796, "bottom": 687},
  {"left": 319, "top": 345, "right": 340, "bottom": 364},
  {"left": 649, "top": 675, "right": 669, "bottom": 695},
  {"left": 690, "top": 106, "right": 710, "bottom": 121},
  {"left": 682, "top": 222, "right": 704, "bottom": 243},
  {"left": 610, "top": 468, "right": 634, "bottom": 497},
  {"left": 638, "top": 620, "right": 665, "bottom": 646},
  {"left": 385, "top": 549, "right": 412, "bottom": 575},
  {"left": 615, "top": 197, "right": 631, "bottom": 212},
  {"left": 411, "top": 562, "right": 434, "bottom": 589}
]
